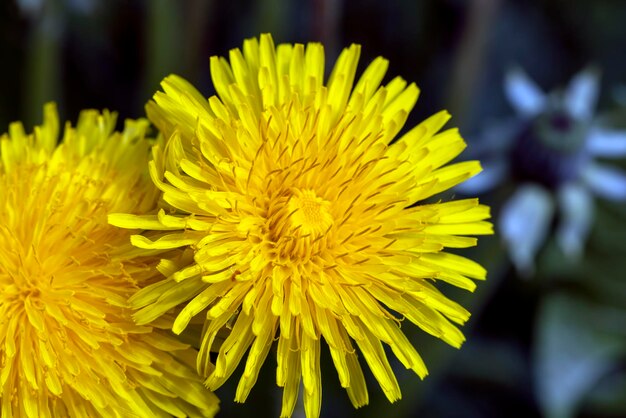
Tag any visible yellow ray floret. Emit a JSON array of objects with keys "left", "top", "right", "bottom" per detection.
[
  {"left": 0, "top": 104, "right": 219, "bottom": 417},
  {"left": 110, "top": 33, "right": 493, "bottom": 418}
]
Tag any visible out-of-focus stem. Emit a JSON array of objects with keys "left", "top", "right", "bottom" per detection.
[
  {"left": 447, "top": 0, "right": 501, "bottom": 130},
  {"left": 24, "top": 0, "right": 63, "bottom": 128},
  {"left": 257, "top": 0, "right": 290, "bottom": 41},
  {"left": 143, "top": 0, "right": 183, "bottom": 103},
  {"left": 183, "top": 0, "right": 213, "bottom": 83},
  {"left": 312, "top": 0, "right": 343, "bottom": 60}
]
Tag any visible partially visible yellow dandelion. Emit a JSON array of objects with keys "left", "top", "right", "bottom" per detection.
[
  {"left": 110, "top": 34, "right": 493, "bottom": 417},
  {"left": 0, "top": 104, "right": 219, "bottom": 417}
]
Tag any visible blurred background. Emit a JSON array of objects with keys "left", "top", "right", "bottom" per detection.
[{"left": 3, "top": 0, "right": 626, "bottom": 417}]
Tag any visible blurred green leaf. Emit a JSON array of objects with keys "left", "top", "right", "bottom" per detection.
[
  {"left": 534, "top": 292, "right": 626, "bottom": 418},
  {"left": 582, "top": 369, "right": 626, "bottom": 417}
]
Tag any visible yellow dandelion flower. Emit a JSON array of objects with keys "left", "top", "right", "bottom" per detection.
[
  {"left": 0, "top": 104, "right": 219, "bottom": 417},
  {"left": 110, "top": 34, "right": 493, "bottom": 418}
]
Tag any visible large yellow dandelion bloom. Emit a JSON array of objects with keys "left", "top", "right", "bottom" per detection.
[
  {"left": 0, "top": 104, "right": 219, "bottom": 417},
  {"left": 110, "top": 34, "right": 493, "bottom": 417}
]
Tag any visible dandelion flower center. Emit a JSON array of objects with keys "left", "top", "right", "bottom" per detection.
[
  {"left": 287, "top": 188, "right": 333, "bottom": 235},
  {"left": 262, "top": 187, "right": 335, "bottom": 262}
]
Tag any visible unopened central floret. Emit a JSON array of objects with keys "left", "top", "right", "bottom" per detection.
[
  {"left": 263, "top": 187, "right": 335, "bottom": 262},
  {"left": 287, "top": 188, "right": 333, "bottom": 236}
]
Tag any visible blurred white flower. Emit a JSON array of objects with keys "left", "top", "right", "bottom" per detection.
[
  {"left": 460, "top": 68, "right": 626, "bottom": 275},
  {"left": 16, "top": 0, "right": 97, "bottom": 18}
]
